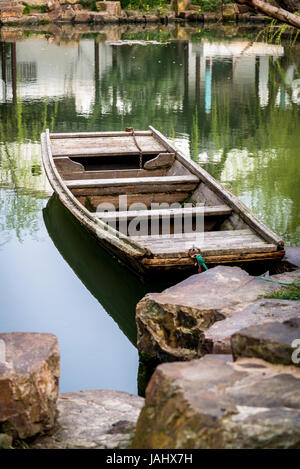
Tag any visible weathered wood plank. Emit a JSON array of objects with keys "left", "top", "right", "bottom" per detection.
[
  {"left": 141, "top": 250, "right": 284, "bottom": 268},
  {"left": 71, "top": 183, "right": 197, "bottom": 197},
  {"left": 54, "top": 157, "right": 84, "bottom": 173},
  {"left": 150, "top": 126, "right": 284, "bottom": 248},
  {"left": 95, "top": 205, "right": 232, "bottom": 222},
  {"left": 130, "top": 229, "right": 277, "bottom": 258},
  {"left": 51, "top": 135, "right": 166, "bottom": 157},
  {"left": 62, "top": 168, "right": 167, "bottom": 181},
  {"left": 66, "top": 175, "right": 199, "bottom": 189},
  {"left": 77, "top": 192, "right": 191, "bottom": 210},
  {"left": 50, "top": 131, "right": 153, "bottom": 139}
]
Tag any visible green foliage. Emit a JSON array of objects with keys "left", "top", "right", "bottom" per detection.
[
  {"left": 264, "top": 278, "right": 300, "bottom": 301},
  {"left": 191, "top": 0, "right": 231, "bottom": 11},
  {"left": 79, "top": 0, "right": 98, "bottom": 11},
  {"left": 22, "top": 2, "right": 47, "bottom": 14},
  {"left": 120, "top": 0, "right": 170, "bottom": 10}
]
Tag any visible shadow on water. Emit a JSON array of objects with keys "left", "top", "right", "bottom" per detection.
[{"left": 43, "top": 194, "right": 172, "bottom": 347}]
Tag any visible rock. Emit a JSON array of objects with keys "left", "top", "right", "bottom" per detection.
[
  {"left": 95, "top": 1, "right": 121, "bottom": 16},
  {"left": 231, "top": 317, "right": 300, "bottom": 366},
  {"left": 203, "top": 12, "right": 222, "bottom": 21},
  {"left": 205, "top": 299, "right": 300, "bottom": 354},
  {"left": 90, "top": 11, "right": 105, "bottom": 22},
  {"left": 0, "top": 332, "right": 59, "bottom": 440},
  {"left": 179, "top": 10, "right": 203, "bottom": 21},
  {"left": 59, "top": 5, "right": 75, "bottom": 21},
  {"left": 23, "top": 0, "right": 47, "bottom": 6},
  {"left": 0, "top": 5, "right": 23, "bottom": 23},
  {"left": 222, "top": 3, "right": 239, "bottom": 20},
  {"left": 0, "top": 433, "right": 13, "bottom": 449},
  {"left": 237, "top": 3, "right": 253, "bottom": 12},
  {"left": 46, "top": 0, "right": 60, "bottom": 12},
  {"left": 131, "top": 355, "right": 300, "bottom": 449},
  {"left": 74, "top": 11, "right": 90, "bottom": 22},
  {"left": 136, "top": 266, "right": 300, "bottom": 363},
  {"left": 29, "top": 390, "right": 144, "bottom": 449},
  {"left": 48, "top": 6, "right": 62, "bottom": 20}
]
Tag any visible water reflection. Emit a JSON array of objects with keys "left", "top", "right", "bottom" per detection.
[
  {"left": 0, "top": 26, "right": 299, "bottom": 392},
  {"left": 43, "top": 194, "right": 166, "bottom": 346}
]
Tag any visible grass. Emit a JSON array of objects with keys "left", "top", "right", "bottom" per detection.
[{"left": 264, "top": 277, "right": 300, "bottom": 301}]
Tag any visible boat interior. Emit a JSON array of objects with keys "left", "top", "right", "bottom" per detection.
[{"left": 48, "top": 129, "right": 282, "bottom": 264}]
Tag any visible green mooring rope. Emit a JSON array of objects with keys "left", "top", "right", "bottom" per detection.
[
  {"left": 257, "top": 276, "right": 293, "bottom": 286},
  {"left": 194, "top": 254, "right": 293, "bottom": 286},
  {"left": 195, "top": 254, "right": 208, "bottom": 271}
]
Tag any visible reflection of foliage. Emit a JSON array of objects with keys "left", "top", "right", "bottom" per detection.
[
  {"left": 256, "top": 19, "right": 300, "bottom": 46},
  {"left": 1, "top": 35, "right": 300, "bottom": 248},
  {"left": 197, "top": 55, "right": 300, "bottom": 245},
  {"left": 0, "top": 188, "right": 47, "bottom": 245}
]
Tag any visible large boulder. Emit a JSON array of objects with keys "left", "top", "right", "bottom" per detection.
[
  {"left": 29, "top": 390, "right": 144, "bottom": 449},
  {"left": 0, "top": 332, "right": 59, "bottom": 440},
  {"left": 131, "top": 355, "right": 300, "bottom": 449},
  {"left": 231, "top": 317, "right": 300, "bottom": 366},
  {"left": 205, "top": 299, "right": 300, "bottom": 354},
  {"left": 136, "top": 266, "right": 300, "bottom": 363}
]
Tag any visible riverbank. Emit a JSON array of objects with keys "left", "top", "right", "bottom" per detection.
[{"left": 0, "top": 0, "right": 275, "bottom": 26}]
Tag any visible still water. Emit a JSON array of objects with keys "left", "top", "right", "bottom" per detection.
[{"left": 0, "top": 25, "right": 299, "bottom": 394}]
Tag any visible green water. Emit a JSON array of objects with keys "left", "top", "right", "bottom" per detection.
[{"left": 0, "top": 26, "right": 299, "bottom": 394}]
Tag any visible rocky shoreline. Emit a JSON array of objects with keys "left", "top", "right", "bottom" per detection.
[
  {"left": 1, "top": 249, "right": 299, "bottom": 449},
  {"left": 0, "top": 0, "right": 271, "bottom": 26}
]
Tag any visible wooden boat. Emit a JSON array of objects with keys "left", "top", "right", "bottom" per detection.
[{"left": 41, "top": 126, "right": 285, "bottom": 277}]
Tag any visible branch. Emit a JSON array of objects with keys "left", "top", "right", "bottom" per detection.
[{"left": 236, "top": 0, "right": 300, "bottom": 28}]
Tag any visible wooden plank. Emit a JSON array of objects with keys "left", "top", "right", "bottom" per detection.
[
  {"left": 150, "top": 126, "right": 284, "bottom": 248},
  {"left": 77, "top": 192, "right": 192, "bottom": 210},
  {"left": 71, "top": 183, "right": 197, "bottom": 197},
  {"left": 141, "top": 250, "right": 285, "bottom": 268},
  {"left": 66, "top": 175, "right": 199, "bottom": 189},
  {"left": 130, "top": 229, "right": 277, "bottom": 258},
  {"left": 50, "top": 131, "right": 153, "bottom": 139},
  {"left": 62, "top": 168, "right": 167, "bottom": 180},
  {"left": 95, "top": 205, "right": 232, "bottom": 222},
  {"left": 51, "top": 135, "right": 166, "bottom": 157}
]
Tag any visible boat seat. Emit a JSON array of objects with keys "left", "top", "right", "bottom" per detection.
[
  {"left": 130, "top": 229, "right": 277, "bottom": 257},
  {"left": 95, "top": 205, "right": 232, "bottom": 222},
  {"left": 66, "top": 175, "right": 199, "bottom": 189}
]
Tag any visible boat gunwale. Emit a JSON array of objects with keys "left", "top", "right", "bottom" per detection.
[{"left": 41, "top": 129, "right": 150, "bottom": 259}]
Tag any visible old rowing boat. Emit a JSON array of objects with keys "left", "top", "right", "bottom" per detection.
[{"left": 41, "top": 126, "right": 285, "bottom": 277}]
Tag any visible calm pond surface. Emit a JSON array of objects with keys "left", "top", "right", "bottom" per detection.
[{"left": 0, "top": 25, "right": 299, "bottom": 394}]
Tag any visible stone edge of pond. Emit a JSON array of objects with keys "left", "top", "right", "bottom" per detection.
[{"left": 0, "top": 3, "right": 275, "bottom": 27}]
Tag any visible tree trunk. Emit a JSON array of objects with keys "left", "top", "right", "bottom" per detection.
[{"left": 236, "top": 0, "right": 300, "bottom": 28}]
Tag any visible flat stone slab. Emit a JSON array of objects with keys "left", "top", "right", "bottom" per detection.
[
  {"left": 29, "top": 390, "right": 144, "bottom": 449},
  {"left": 231, "top": 317, "right": 300, "bottom": 366},
  {"left": 0, "top": 332, "right": 59, "bottom": 440},
  {"left": 205, "top": 299, "right": 300, "bottom": 354},
  {"left": 136, "top": 266, "right": 300, "bottom": 362},
  {"left": 131, "top": 355, "right": 300, "bottom": 449}
]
